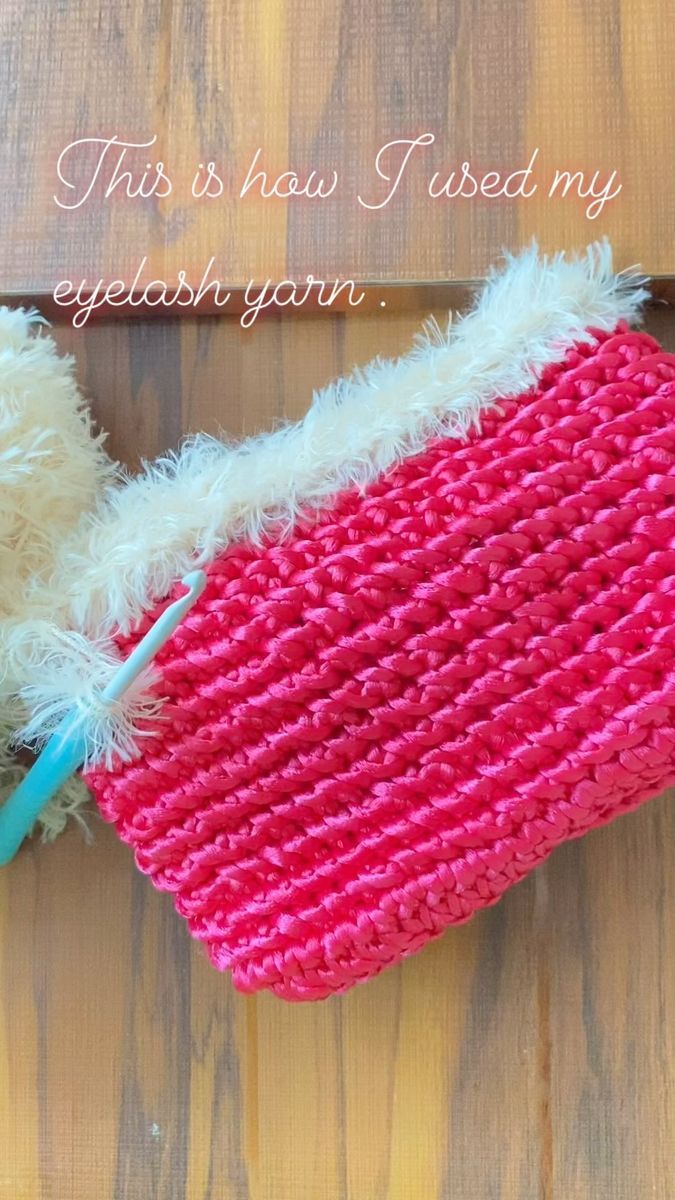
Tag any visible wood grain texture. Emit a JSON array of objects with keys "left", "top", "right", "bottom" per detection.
[
  {"left": 0, "top": 0, "right": 674, "bottom": 301},
  {"left": 0, "top": 304, "right": 673, "bottom": 1200}
]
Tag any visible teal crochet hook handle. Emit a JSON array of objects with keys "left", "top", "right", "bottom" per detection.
[
  {"left": 0, "top": 570, "right": 207, "bottom": 867},
  {"left": 0, "top": 715, "right": 88, "bottom": 867}
]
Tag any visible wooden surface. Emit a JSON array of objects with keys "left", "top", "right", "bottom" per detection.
[
  {"left": 1, "top": 0, "right": 674, "bottom": 302},
  {"left": 0, "top": 303, "right": 673, "bottom": 1200}
]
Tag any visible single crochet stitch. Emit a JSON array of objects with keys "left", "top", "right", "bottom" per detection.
[{"left": 86, "top": 313, "right": 675, "bottom": 1000}]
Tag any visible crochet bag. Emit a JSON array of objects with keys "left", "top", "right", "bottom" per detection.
[{"left": 7, "top": 245, "right": 675, "bottom": 1000}]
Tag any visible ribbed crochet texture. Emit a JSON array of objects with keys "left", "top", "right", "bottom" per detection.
[{"left": 87, "top": 323, "right": 675, "bottom": 1000}]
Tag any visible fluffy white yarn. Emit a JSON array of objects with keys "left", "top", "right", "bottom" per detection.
[
  {"left": 0, "top": 309, "right": 113, "bottom": 837},
  {"left": 48, "top": 241, "right": 648, "bottom": 639}
]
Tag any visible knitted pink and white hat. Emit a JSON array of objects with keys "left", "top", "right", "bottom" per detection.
[{"left": 10, "top": 244, "right": 675, "bottom": 1000}]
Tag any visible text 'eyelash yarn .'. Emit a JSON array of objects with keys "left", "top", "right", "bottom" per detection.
[{"left": 86, "top": 323, "right": 675, "bottom": 1000}]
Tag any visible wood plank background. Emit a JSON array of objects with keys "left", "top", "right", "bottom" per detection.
[
  {"left": 1, "top": 0, "right": 674, "bottom": 301},
  {"left": 0, "top": 301, "right": 673, "bottom": 1200},
  {"left": 1, "top": 0, "right": 673, "bottom": 1193}
]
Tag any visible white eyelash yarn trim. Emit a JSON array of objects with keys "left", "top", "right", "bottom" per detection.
[
  {"left": 12, "top": 241, "right": 650, "bottom": 767},
  {"left": 12, "top": 621, "right": 162, "bottom": 769},
  {"left": 0, "top": 307, "right": 115, "bottom": 833},
  {"left": 0, "top": 307, "right": 113, "bottom": 619}
]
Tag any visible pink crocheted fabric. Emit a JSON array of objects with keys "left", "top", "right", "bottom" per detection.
[{"left": 86, "top": 321, "right": 675, "bottom": 1000}]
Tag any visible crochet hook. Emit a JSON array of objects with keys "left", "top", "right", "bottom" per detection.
[{"left": 0, "top": 569, "right": 207, "bottom": 867}]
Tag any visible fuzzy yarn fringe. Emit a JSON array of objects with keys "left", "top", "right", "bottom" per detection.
[
  {"left": 0, "top": 309, "right": 114, "bottom": 836},
  {"left": 52, "top": 241, "right": 648, "bottom": 639}
]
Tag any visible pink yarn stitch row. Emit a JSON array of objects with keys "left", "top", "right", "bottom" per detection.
[{"left": 87, "top": 324, "right": 675, "bottom": 1000}]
